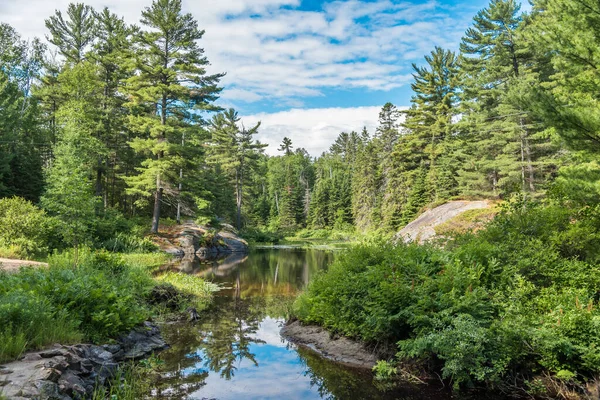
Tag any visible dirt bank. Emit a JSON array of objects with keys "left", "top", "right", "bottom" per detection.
[
  {"left": 281, "top": 321, "right": 381, "bottom": 369},
  {"left": 0, "top": 258, "right": 47, "bottom": 273}
]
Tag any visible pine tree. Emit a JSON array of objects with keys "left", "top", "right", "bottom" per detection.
[
  {"left": 457, "top": 0, "right": 546, "bottom": 197},
  {"left": 41, "top": 98, "right": 99, "bottom": 262},
  {"left": 525, "top": 0, "right": 600, "bottom": 153},
  {"left": 91, "top": 8, "right": 135, "bottom": 209},
  {"left": 125, "top": 0, "right": 223, "bottom": 233},
  {"left": 0, "top": 24, "right": 47, "bottom": 201},
  {"left": 278, "top": 137, "right": 294, "bottom": 155},
  {"left": 45, "top": 3, "right": 96, "bottom": 64},
  {"left": 352, "top": 137, "right": 382, "bottom": 232},
  {"left": 209, "top": 108, "right": 265, "bottom": 229},
  {"left": 403, "top": 47, "right": 460, "bottom": 201}
]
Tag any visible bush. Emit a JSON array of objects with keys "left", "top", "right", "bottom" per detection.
[
  {"left": 0, "top": 197, "right": 58, "bottom": 258},
  {"left": 294, "top": 201, "right": 600, "bottom": 391},
  {"left": 0, "top": 248, "right": 157, "bottom": 358}
]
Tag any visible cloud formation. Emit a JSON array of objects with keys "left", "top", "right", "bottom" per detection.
[
  {"left": 241, "top": 106, "right": 385, "bottom": 156},
  {"left": 0, "top": 0, "right": 484, "bottom": 154},
  {"left": 1, "top": 0, "right": 476, "bottom": 108}
]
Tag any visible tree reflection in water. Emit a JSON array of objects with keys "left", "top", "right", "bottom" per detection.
[{"left": 149, "top": 248, "right": 352, "bottom": 399}]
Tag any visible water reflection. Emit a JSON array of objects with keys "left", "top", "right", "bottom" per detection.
[{"left": 150, "top": 249, "right": 452, "bottom": 400}]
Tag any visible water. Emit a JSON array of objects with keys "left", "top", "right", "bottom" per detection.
[{"left": 149, "top": 248, "right": 453, "bottom": 400}]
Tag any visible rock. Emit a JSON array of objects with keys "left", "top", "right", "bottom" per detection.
[
  {"left": 154, "top": 222, "right": 248, "bottom": 258},
  {"left": 0, "top": 322, "right": 167, "bottom": 400},
  {"left": 281, "top": 321, "right": 381, "bottom": 369},
  {"left": 393, "top": 200, "right": 492, "bottom": 244}
]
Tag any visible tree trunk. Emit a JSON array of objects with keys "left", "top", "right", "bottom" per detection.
[
  {"left": 177, "top": 133, "right": 185, "bottom": 224},
  {"left": 235, "top": 170, "right": 242, "bottom": 230},
  {"left": 520, "top": 132, "right": 526, "bottom": 193},
  {"left": 152, "top": 92, "right": 167, "bottom": 233},
  {"left": 525, "top": 135, "right": 535, "bottom": 192},
  {"left": 151, "top": 184, "right": 163, "bottom": 234}
]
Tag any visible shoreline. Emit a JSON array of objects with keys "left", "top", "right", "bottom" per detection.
[{"left": 280, "top": 320, "right": 384, "bottom": 369}]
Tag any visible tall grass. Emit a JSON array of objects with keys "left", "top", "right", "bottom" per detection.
[{"left": 91, "top": 364, "right": 146, "bottom": 400}]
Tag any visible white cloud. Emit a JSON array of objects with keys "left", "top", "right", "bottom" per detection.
[
  {"left": 1, "top": 0, "right": 477, "bottom": 107},
  {"left": 241, "top": 105, "right": 397, "bottom": 157}
]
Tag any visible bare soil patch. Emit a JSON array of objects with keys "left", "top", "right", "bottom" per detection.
[{"left": 0, "top": 258, "right": 47, "bottom": 273}]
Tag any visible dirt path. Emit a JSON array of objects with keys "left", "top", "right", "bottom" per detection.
[{"left": 0, "top": 258, "right": 47, "bottom": 272}]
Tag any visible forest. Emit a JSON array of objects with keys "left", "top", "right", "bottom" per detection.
[
  {"left": 1, "top": 0, "right": 600, "bottom": 398},
  {"left": 1, "top": 0, "right": 597, "bottom": 243}
]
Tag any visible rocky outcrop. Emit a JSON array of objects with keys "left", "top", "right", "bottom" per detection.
[
  {"left": 281, "top": 321, "right": 381, "bottom": 368},
  {"left": 0, "top": 322, "right": 167, "bottom": 400},
  {"left": 394, "top": 200, "right": 492, "bottom": 244},
  {"left": 155, "top": 223, "right": 248, "bottom": 258}
]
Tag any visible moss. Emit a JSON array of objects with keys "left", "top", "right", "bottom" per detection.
[{"left": 434, "top": 206, "right": 499, "bottom": 237}]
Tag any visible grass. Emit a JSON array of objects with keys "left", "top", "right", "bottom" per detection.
[
  {"left": 0, "top": 316, "right": 82, "bottom": 363},
  {"left": 155, "top": 272, "right": 220, "bottom": 311},
  {"left": 92, "top": 364, "right": 146, "bottom": 400},
  {"left": 121, "top": 252, "right": 171, "bottom": 272},
  {"left": 434, "top": 206, "right": 499, "bottom": 237}
]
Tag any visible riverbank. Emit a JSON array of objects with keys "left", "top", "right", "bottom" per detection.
[
  {"left": 281, "top": 320, "right": 381, "bottom": 368},
  {"left": 0, "top": 247, "right": 219, "bottom": 398},
  {"left": 292, "top": 203, "right": 600, "bottom": 398},
  {"left": 0, "top": 322, "right": 167, "bottom": 399}
]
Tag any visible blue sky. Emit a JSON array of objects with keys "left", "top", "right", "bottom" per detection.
[
  {"left": 1, "top": 0, "right": 531, "bottom": 155},
  {"left": 211, "top": 0, "right": 496, "bottom": 115}
]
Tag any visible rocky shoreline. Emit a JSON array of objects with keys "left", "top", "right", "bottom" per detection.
[
  {"left": 281, "top": 320, "right": 383, "bottom": 369},
  {"left": 155, "top": 223, "right": 249, "bottom": 259},
  {"left": 0, "top": 322, "right": 167, "bottom": 400}
]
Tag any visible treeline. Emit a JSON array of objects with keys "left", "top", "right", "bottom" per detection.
[
  {"left": 254, "top": 0, "right": 597, "bottom": 234},
  {"left": 1, "top": 0, "right": 600, "bottom": 242}
]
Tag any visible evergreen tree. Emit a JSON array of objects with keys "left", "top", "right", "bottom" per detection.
[
  {"left": 278, "top": 137, "right": 294, "bottom": 155},
  {"left": 352, "top": 137, "right": 382, "bottom": 232},
  {"left": 45, "top": 3, "right": 96, "bottom": 64},
  {"left": 125, "top": 0, "right": 223, "bottom": 233},
  {"left": 91, "top": 8, "right": 135, "bottom": 209},
  {"left": 0, "top": 24, "right": 47, "bottom": 202},
  {"left": 41, "top": 98, "right": 99, "bottom": 262},
  {"left": 209, "top": 108, "right": 265, "bottom": 229},
  {"left": 457, "top": 0, "right": 550, "bottom": 197},
  {"left": 526, "top": 0, "right": 600, "bottom": 153}
]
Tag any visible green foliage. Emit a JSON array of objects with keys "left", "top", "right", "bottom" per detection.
[
  {"left": 0, "top": 248, "right": 158, "bottom": 360},
  {"left": 155, "top": 271, "right": 219, "bottom": 311},
  {"left": 295, "top": 202, "right": 600, "bottom": 389},
  {"left": 0, "top": 197, "right": 58, "bottom": 258},
  {"left": 124, "top": 0, "right": 223, "bottom": 233}
]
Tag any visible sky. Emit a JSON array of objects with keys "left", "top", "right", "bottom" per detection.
[{"left": 0, "top": 0, "right": 531, "bottom": 156}]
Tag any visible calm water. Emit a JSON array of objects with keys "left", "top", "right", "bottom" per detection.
[{"left": 149, "top": 248, "right": 454, "bottom": 400}]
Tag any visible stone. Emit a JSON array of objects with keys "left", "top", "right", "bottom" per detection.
[{"left": 0, "top": 321, "right": 167, "bottom": 400}]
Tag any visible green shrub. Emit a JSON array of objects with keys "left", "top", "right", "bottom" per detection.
[
  {"left": 0, "top": 248, "right": 158, "bottom": 358},
  {"left": 0, "top": 197, "right": 58, "bottom": 258},
  {"left": 294, "top": 202, "right": 600, "bottom": 390}
]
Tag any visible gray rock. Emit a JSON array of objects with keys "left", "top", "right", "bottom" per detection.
[{"left": 0, "top": 322, "right": 167, "bottom": 400}]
